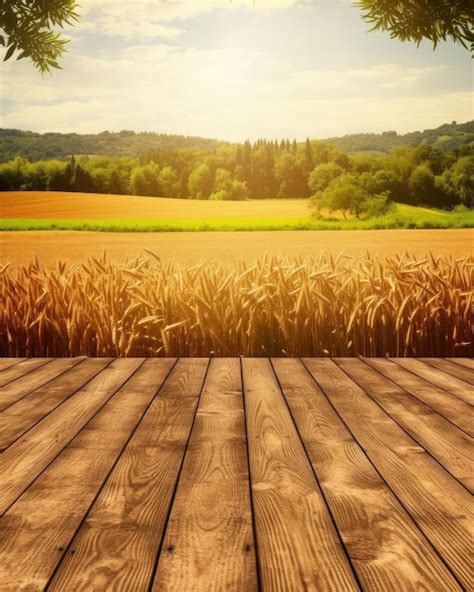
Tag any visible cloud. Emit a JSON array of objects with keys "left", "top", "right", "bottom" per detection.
[
  {"left": 2, "top": 41, "right": 470, "bottom": 140},
  {"left": 75, "top": 0, "right": 299, "bottom": 39}
]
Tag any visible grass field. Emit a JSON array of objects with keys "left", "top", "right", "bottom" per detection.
[{"left": 1, "top": 191, "right": 472, "bottom": 231}]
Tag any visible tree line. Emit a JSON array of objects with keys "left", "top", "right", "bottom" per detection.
[{"left": 0, "top": 139, "right": 472, "bottom": 216}]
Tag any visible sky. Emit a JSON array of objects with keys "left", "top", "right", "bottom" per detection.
[{"left": 1, "top": 0, "right": 472, "bottom": 141}]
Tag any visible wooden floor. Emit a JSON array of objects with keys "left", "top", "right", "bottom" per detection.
[{"left": 0, "top": 357, "right": 472, "bottom": 591}]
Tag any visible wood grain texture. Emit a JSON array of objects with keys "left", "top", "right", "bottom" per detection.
[
  {"left": 0, "top": 358, "right": 143, "bottom": 514},
  {"left": 446, "top": 358, "right": 474, "bottom": 370},
  {"left": 0, "top": 358, "right": 112, "bottom": 451},
  {"left": 242, "top": 358, "right": 359, "bottom": 591},
  {"left": 421, "top": 358, "right": 474, "bottom": 386},
  {"left": 391, "top": 358, "right": 474, "bottom": 405},
  {"left": 0, "top": 358, "right": 25, "bottom": 372},
  {"left": 336, "top": 358, "right": 473, "bottom": 492},
  {"left": 0, "top": 358, "right": 51, "bottom": 388},
  {"left": 153, "top": 358, "right": 258, "bottom": 592},
  {"left": 0, "top": 357, "right": 84, "bottom": 412},
  {"left": 363, "top": 358, "right": 473, "bottom": 437},
  {"left": 0, "top": 359, "right": 175, "bottom": 592},
  {"left": 48, "top": 358, "right": 209, "bottom": 592},
  {"left": 304, "top": 358, "right": 472, "bottom": 591},
  {"left": 272, "top": 358, "right": 461, "bottom": 592}
]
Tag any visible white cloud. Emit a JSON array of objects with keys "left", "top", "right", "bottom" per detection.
[
  {"left": 75, "top": 0, "right": 299, "bottom": 39},
  {"left": 2, "top": 42, "right": 470, "bottom": 140}
]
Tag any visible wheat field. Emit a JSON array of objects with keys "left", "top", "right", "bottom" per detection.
[{"left": 1, "top": 251, "right": 472, "bottom": 357}]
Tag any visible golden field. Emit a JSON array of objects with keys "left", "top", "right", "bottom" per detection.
[
  {"left": 1, "top": 191, "right": 309, "bottom": 219},
  {"left": 2, "top": 252, "right": 472, "bottom": 357},
  {"left": 1, "top": 228, "right": 472, "bottom": 266}
]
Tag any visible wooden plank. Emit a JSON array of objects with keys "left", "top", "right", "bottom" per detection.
[
  {"left": 0, "top": 358, "right": 143, "bottom": 514},
  {"left": 152, "top": 358, "right": 258, "bottom": 591},
  {"left": 0, "top": 358, "right": 112, "bottom": 450},
  {"left": 446, "top": 358, "right": 474, "bottom": 370},
  {"left": 304, "top": 358, "right": 472, "bottom": 591},
  {"left": 242, "top": 358, "right": 359, "bottom": 591},
  {"left": 0, "top": 359, "right": 176, "bottom": 592},
  {"left": 47, "top": 358, "right": 209, "bottom": 592},
  {"left": 363, "top": 358, "right": 473, "bottom": 437},
  {"left": 0, "top": 358, "right": 51, "bottom": 388},
  {"left": 0, "top": 358, "right": 25, "bottom": 372},
  {"left": 272, "top": 358, "right": 460, "bottom": 591},
  {"left": 336, "top": 359, "right": 473, "bottom": 492},
  {"left": 421, "top": 358, "right": 474, "bottom": 386},
  {"left": 391, "top": 358, "right": 474, "bottom": 405},
  {"left": 0, "top": 357, "right": 84, "bottom": 412}
]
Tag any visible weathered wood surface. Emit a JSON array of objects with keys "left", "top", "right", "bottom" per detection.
[{"left": 0, "top": 357, "right": 472, "bottom": 591}]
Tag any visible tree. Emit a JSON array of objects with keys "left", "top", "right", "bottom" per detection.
[
  {"left": 72, "top": 163, "right": 95, "bottom": 193},
  {"left": 274, "top": 153, "right": 308, "bottom": 198},
  {"left": 308, "top": 162, "right": 344, "bottom": 194},
  {"left": 312, "top": 174, "right": 368, "bottom": 219},
  {"left": 312, "top": 173, "right": 392, "bottom": 219},
  {"left": 357, "top": 0, "right": 474, "bottom": 52},
  {"left": 1, "top": 0, "right": 79, "bottom": 74},
  {"left": 408, "top": 164, "right": 435, "bottom": 204},
  {"left": 439, "top": 156, "right": 474, "bottom": 207},
  {"left": 210, "top": 168, "right": 248, "bottom": 200},
  {"left": 188, "top": 163, "right": 213, "bottom": 199},
  {"left": 130, "top": 163, "right": 160, "bottom": 197}
]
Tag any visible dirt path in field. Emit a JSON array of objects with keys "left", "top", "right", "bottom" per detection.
[{"left": 1, "top": 229, "right": 472, "bottom": 266}]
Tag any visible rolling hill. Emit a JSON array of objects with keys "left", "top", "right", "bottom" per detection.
[{"left": 0, "top": 120, "right": 472, "bottom": 163}]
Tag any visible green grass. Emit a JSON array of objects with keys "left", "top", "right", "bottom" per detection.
[{"left": 1, "top": 203, "right": 472, "bottom": 232}]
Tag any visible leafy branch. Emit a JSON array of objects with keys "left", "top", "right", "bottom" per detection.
[{"left": 0, "top": 0, "right": 79, "bottom": 74}]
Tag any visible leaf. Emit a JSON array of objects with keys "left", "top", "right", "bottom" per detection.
[{"left": 3, "top": 44, "right": 16, "bottom": 62}]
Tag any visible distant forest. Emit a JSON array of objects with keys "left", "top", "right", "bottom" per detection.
[
  {"left": 1, "top": 136, "right": 472, "bottom": 211},
  {"left": 0, "top": 120, "right": 472, "bottom": 163}
]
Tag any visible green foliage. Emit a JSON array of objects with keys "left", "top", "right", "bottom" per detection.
[
  {"left": 0, "top": 0, "right": 79, "bottom": 74},
  {"left": 308, "top": 162, "right": 344, "bottom": 194},
  {"left": 324, "top": 121, "right": 474, "bottom": 154},
  {"left": 311, "top": 170, "right": 393, "bottom": 219},
  {"left": 0, "top": 137, "right": 472, "bottom": 214},
  {"left": 438, "top": 156, "right": 474, "bottom": 207},
  {"left": 357, "top": 0, "right": 474, "bottom": 52},
  {"left": 188, "top": 163, "right": 214, "bottom": 199}
]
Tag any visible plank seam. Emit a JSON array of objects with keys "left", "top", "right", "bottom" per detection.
[
  {"left": 268, "top": 358, "right": 364, "bottom": 592},
  {"left": 334, "top": 359, "right": 472, "bottom": 496},
  {"left": 0, "top": 359, "right": 147, "bottom": 517},
  {"left": 0, "top": 359, "right": 112, "bottom": 452},
  {"left": 0, "top": 359, "right": 25, "bottom": 372},
  {"left": 146, "top": 357, "right": 211, "bottom": 592},
  {"left": 240, "top": 356, "right": 264, "bottom": 592},
  {"left": 361, "top": 358, "right": 473, "bottom": 439},
  {"left": 43, "top": 358, "right": 179, "bottom": 591},
  {"left": 0, "top": 358, "right": 54, "bottom": 389},
  {"left": 444, "top": 358, "right": 474, "bottom": 370},
  {"left": 389, "top": 359, "right": 471, "bottom": 404},
  {"left": 0, "top": 357, "right": 87, "bottom": 415},
  {"left": 300, "top": 358, "right": 466, "bottom": 591},
  {"left": 420, "top": 359, "right": 474, "bottom": 386}
]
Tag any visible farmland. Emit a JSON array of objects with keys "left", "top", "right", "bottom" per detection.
[
  {"left": 2, "top": 252, "right": 472, "bottom": 357},
  {"left": 1, "top": 191, "right": 473, "bottom": 231},
  {"left": 1, "top": 228, "right": 472, "bottom": 267}
]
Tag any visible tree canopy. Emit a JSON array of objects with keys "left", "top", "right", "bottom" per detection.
[
  {"left": 357, "top": 0, "right": 474, "bottom": 52},
  {"left": 0, "top": 0, "right": 78, "bottom": 74}
]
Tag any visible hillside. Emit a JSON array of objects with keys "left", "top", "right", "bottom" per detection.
[
  {"left": 0, "top": 120, "right": 472, "bottom": 163},
  {"left": 0, "top": 129, "right": 225, "bottom": 163},
  {"left": 323, "top": 121, "right": 474, "bottom": 154}
]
